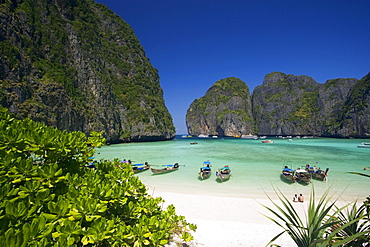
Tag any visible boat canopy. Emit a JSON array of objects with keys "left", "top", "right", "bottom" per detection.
[
  {"left": 283, "top": 168, "right": 294, "bottom": 172},
  {"left": 132, "top": 163, "right": 144, "bottom": 166},
  {"left": 202, "top": 167, "right": 211, "bottom": 170},
  {"left": 203, "top": 161, "right": 211, "bottom": 165},
  {"left": 220, "top": 166, "right": 230, "bottom": 170},
  {"left": 295, "top": 169, "right": 308, "bottom": 173}
]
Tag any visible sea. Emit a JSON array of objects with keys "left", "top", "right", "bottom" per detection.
[{"left": 94, "top": 136, "right": 370, "bottom": 202}]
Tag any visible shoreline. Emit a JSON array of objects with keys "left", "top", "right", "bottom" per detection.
[
  {"left": 146, "top": 186, "right": 368, "bottom": 247},
  {"left": 149, "top": 189, "right": 303, "bottom": 247}
]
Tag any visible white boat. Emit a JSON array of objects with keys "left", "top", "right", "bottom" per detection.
[
  {"left": 241, "top": 134, "right": 258, "bottom": 139},
  {"left": 198, "top": 134, "right": 209, "bottom": 138},
  {"left": 358, "top": 142, "right": 370, "bottom": 148}
]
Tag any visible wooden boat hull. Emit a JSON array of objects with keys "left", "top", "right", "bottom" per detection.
[
  {"left": 199, "top": 170, "right": 211, "bottom": 179},
  {"left": 307, "top": 168, "right": 329, "bottom": 181},
  {"left": 294, "top": 170, "right": 311, "bottom": 184},
  {"left": 281, "top": 173, "right": 295, "bottom": 183},
  {"left": 295, "top": 177, "right": 311, "bottom": 184},
  {"left": 216, "top": 173, "right": 231, "bottom": 181},
  {"left": 311, "top": 173, "right": 327, "bottom": 181},
  {"left": 151, "top": 167, "right": 179, "bottom": 174},
  {"left": 133, "top": 165, "right": 150, "bottom": 173}
]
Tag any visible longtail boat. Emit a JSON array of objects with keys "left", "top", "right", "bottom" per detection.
[
  {"left": 216, "top": 165, "right": 231, "bottom": 182},
  {"left": 281, "top": 166, "right": 295, "bottom": 183},
  {"left": 151, "top": 163, "right": 179, "bottom": 174},
  {"left": 294, "top": 169, "right": 311, "bottom": 184},
  {"left": 132, "top": 162, "right": 150, "bottom": 173},
  {"left": 307, "top": 166, "right": 329, "bottom": 181},
  {"left": 199, "top": 161, "right": 212, "bottom": 179}
]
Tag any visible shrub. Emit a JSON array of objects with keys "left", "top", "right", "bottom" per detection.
[{"left": 0, "top": 107, "right": 195, "bottom": 246}]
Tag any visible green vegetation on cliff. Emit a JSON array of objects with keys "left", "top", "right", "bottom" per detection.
[
  {"left": 0, "top": 107, "right": 195, "bottom": 246},
  {"left": 186, "top": 77, "right": 254, "bottom": 136},
  {"left": 0, "top": 0, "right": 175, "bottom": 142}
]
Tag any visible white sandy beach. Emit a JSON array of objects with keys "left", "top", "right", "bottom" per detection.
[
  {"left": 148, "top": 189, "right": 306, "bottom": 247},
  {"left": 144, "top": 179, "right": 369, "bottom": 247}
]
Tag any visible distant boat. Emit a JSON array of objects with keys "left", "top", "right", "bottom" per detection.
[
  {"left": 181, "top": 135, "right": 188, "bottom": 138},
  {"left": 294, "top": 169, "right": 311, "bottom": 184},
  {"left": 358, "top": 142, "right": 370, "bottom": 148},
  {"left": 198, "top": 134, "right": 209, "bottom": 138},
  {"left": 216, "top": 165, "right": 231, "bottom": 181},
  {"left": 261, "top": 140, "right": 274, "bottom": 143},
  {"left": 212, "top": 135, "right": 218, "bottom": 138},
  {"left": 281, "top": 166, "right": 295, "bottom": 183},
  {"left": 132, "top": 162, "right": 150, "bottom": 173},
  {"left": 199, "top": 161, "right": 212, "bottom": 179},
  {"left": 151, "top": 163, "right": 180, "bottom": 174},
  {"left": 190, "top": 142, "right": 198, "bottom": 145},
  {"left": 241, "top": 134, "right": 258, "bottom": 139}
]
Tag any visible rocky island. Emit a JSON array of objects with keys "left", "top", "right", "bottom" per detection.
[{"left": 186, "top": 72, "right": 370, "bottom": 138}]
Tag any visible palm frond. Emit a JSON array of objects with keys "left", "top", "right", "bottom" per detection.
[
  {"left": 348, "top": 172, "right": 370, "bottom": 178},
  {"left": 262, "top": 185, "right": 369, "bottom": 246}
]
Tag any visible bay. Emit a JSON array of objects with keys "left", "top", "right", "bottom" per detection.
[{"left": 94, "top": 136, "right": 370, "bottom": 202}]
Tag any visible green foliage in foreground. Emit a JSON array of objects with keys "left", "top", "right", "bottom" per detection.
[
  {"left": 0, "top": 107, "right": 196, "bottom": 246},
  {"left": 263, "top": 187, "right": 370, "bottom": 247}
]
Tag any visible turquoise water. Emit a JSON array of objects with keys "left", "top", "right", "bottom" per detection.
[{"left": 94, "top": 136, "right": 370, "bottom": 201}]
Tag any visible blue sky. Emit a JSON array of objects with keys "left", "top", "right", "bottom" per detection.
[{"left": 96, "top": 0, "right": 370, "bottom": 134}]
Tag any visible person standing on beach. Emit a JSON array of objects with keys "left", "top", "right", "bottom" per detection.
[
  {"left": 293, "top": 194, "right": 298, "bottom": 202},
  {"left": 298, "top": 194, "right": 304, "bottom": 202}
]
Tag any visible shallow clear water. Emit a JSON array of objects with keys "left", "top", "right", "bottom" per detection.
[{"left": 95, "top": 136, "right": 370, "bottom": 201}]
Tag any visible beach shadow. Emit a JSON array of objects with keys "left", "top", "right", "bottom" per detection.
[
  {"left": 279, "top": 174, "right": 295, "bottom": 185},
  {"left": 296, "top": 181, "right": 311, "bottom": 186},
  {"left": 198, "top": 176, "right": 211, "bottom": 181},
  {"left": 150, "top": 170, "right": 178, "bottom": 176},
  {"left": 215, "top": 178, "right": 230, "bottom": 183}
]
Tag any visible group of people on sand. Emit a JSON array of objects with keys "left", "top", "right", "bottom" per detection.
[{"left": 293, "top": 193, "right": 304, "bottom": 203}]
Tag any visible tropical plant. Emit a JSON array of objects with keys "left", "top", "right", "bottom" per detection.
[
  {"left": 0, "top": 107, "right": 195, "bottom": 246},
  {"left": 332, "top": 201, "right": 370, "bottom": 246},
  {"left": 263, "top": 187, "right": 370, "bottom": 247}
]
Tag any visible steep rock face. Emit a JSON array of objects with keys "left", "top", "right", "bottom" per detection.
[
  {"left": 336, "top": 73, "right": 370, "bottom": 137},
  {"left": 188, "top": 72, "right": 368, "bottom": 138},
  {"left": 252, "top": 72, "right": 320, "bottom": 136},
  {"left": 316, "top": 77, "right": 358, "bottom": 136},
  {"left": 0, "top": 0, "right": 175, "bottom": 143},
  {"left": 186, "top": 77, "right": 254, "bottom": 136}
]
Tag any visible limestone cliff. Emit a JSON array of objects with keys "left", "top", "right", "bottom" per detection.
[
  {"left": 0, "top": 0, "right": 175, "bottom": 143},
  {"left": 187, "top": 72, "right": 369, "bottom": 138},
  {"left": 186, "top": 77, "right": 254, "bottom": 136},
  {"left": 336, "top": 72, "right": 370, "bottom": 137},
  {"left": 252, "top": 72, "right": 320, "bottom": 136}
]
